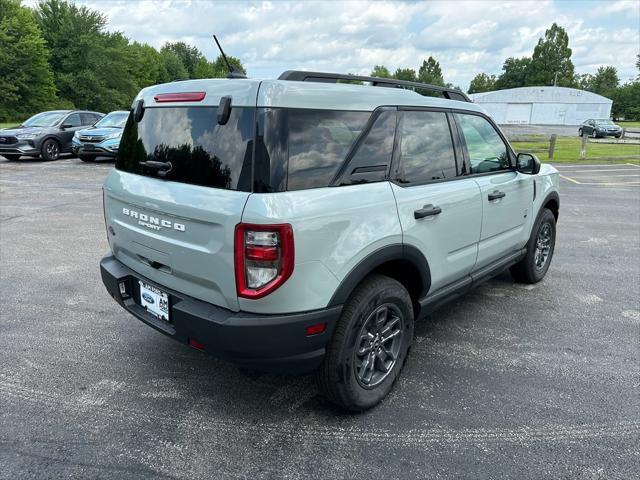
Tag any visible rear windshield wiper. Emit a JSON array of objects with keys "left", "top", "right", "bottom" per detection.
[{"left": 139, "top": 160, "right": 172, "bottom": 177}]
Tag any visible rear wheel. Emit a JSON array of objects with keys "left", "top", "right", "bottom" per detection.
[
  {"left": 41, "top": 139, "right": 60, "bottom": 161},
  {"left": 317, "top": 274, "right": 414, "bottom": 411},
  {"left": 510, "top": 208, "right": 556, "bottom": 284},
  {"left": 2, "top": 154, "right": 20, "bottom": 161}
]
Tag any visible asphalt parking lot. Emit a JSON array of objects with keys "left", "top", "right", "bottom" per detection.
[{"left": 1, "top": 156, "right": 639, "bottom": 479}]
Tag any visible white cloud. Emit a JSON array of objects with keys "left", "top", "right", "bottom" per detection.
[{"left": 35, "top": 0, "right": 640, "bottom": 89}]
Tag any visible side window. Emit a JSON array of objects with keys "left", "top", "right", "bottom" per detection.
[
  {"left": 396, "top": 110, "right": 457, "bottom": 184},
  {"left": 64, "top": 113, "right": 82, "bottom": 127},
  {"left": 455, "top": 114, "right": 511, "bottom": 174},
  {"left": 339, "top": 109, "right": 397, "bottom": 185},
  {"left": 80, "top": 113, "right": 96, "bottom": 126},
  {"left": 287, "top": 110, "right": 369, "bottom": 191}
]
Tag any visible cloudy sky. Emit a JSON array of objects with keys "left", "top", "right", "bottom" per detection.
[{"left": 58, "top": 0, "right": 640, "bottom": 89}]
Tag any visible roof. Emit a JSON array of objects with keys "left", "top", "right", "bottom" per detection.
[
  {"left": 470, "top": 86, "right": 612, "bottom": 104},
  {"left": 134, "top": 78, "right": 482, "bottom": 113}
]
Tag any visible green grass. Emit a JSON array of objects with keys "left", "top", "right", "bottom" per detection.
[
  {"left": 619, "top": 121, "right": 640, "bottom": 128},
  {"left": 0, "top": 122, "right": 20, "bottom": 129},
  {"left": 511, "top": 135, "right": 640, "bottom": 164}
]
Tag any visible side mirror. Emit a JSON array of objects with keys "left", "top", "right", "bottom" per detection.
[
  {"left": 516, "top": 153, "right": 541, "bottom": 175},
  {"left": 61, "top": 123, "right": 72, "bottom": 129}
]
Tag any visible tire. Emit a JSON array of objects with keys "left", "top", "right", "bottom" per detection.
[
  {"left": 578, "top": 128, "right": 583, "bottom": 136},
  {"left": 591, "top": 130, "right": 598, "bottom": 139},
  {"left": 317, "top": 274, "right": 414, "bottom": 411},
  {"left": 40, "top": 139, "right": 60, "bottom": 161},
  {"left": 3, "top": 154, "right": 20, "bottom": 161},
  {"left": 510, "top": 208, "right": 556, "bottom": 284},
  {"left": 78, "top": 154, "right": 96, "bottom": 162},
  {"left": 615, "top": 134, "right": 621, "bottom": 139}
]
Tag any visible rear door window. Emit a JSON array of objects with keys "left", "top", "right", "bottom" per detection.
[
  {"left": 455, "top": 113, "right": 511, "bottom": 174},
  {"left": 116, "top": 107, "right": 254, "bottom": 191},
  {"left": 395, "top": 110, "right": 457, "bottom": 184}
]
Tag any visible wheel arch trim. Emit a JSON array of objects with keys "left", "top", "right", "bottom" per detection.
[{"left": 327, "top": 244, "right": 431, "bottom": 307}]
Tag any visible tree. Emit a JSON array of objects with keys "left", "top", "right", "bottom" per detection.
[
  {"left": 610, "top": 81, "right": 640, "bottom": 120},
  {"left": 417, "top": 56, "right": 444, "bottom": 86},
  {"left": 579, "top": 66, "right": 619, "bottom": 97},
  {"left": 468, "top": 73, "right": 497, "bottom": 94},
  {"left": 370, "top": 65, "right": 391, "bottom": 78},
  {"left": 393, "top": 68, "right": 417, "bottom": 82},
  {"left": 34, "top": 0, "right": 138, "bottom": 112},
  {"left": 495, "top": 57, "right": 531, "bottom": 89},
  {"left": 0, "top": 0, "right": 57, "bottom": 121},
  {"left": 129, "top": 42, "right": 169, "bottom": 87},
  {"left": 527, "top": 23, "right": 575, "bottom": 87},
  {"left": 161, "top": 42, "right": 203, "bottom": 78},
  {"left": 161, "top": 49, "right": 188, "bottom": 81},
  {"left": 211, "top": 54, "right": 245, "bottom": 77}
]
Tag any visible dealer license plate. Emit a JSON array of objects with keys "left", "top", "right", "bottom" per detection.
[{"left": 139, "top": 281, "right": 169, "bottom": 322}]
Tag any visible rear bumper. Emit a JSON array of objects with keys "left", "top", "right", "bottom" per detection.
[{"left": 100, "top": 255, "right": 341, "bottom": 373}]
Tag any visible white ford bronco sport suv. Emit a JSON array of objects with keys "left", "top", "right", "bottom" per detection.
[{"left": 100, "top": 71, "right": 559, "bottom": 411}]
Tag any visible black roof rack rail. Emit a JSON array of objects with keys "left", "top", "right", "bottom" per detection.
[{"left": 278, "top": 70, "right": 471, "bottom": 103}]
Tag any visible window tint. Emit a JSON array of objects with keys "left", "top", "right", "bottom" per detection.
[
  {"left": 65, "top": 114, "right": 82, "bottom": 127},
  {"left": 287, "top": 110, "right": 369, "bottom": 190},
  {"left": 396, "top": 110, "right": 457, "bottom": 184},
  {"left": 254, "top": 108, "right": 289, "bottom": 193},
  {"left": 116, "top": 107, "right": 253, "bottom": 191},
  {"left": 455, "top": 114, "right": 511, "bottom": 174},
  {"left": 339, "top": 110, "right": 396, "bottom": 185},
  {"left": 80, "top": 113, "right": 96, "bottom": 126}
]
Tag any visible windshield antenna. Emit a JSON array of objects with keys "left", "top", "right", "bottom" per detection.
[{"left": 213, "top": 35, "right": 246, "bottom": 79}]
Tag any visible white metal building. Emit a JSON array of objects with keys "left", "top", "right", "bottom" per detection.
[{"left": 470, "top": 86, "right": 612, "bottom": 125}]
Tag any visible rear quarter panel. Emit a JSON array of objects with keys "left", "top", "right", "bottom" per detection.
[{"left": 239, "top": 182, "right": 402, "bottom": 314}]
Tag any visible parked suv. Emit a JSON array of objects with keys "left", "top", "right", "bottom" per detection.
[
  {"left": 100, "top": 72, "right": 560, "bottom": 410},
  {"left": 72, "top": 110, "right": 129, "bottom": 162},
  {"left": 0, "top": 110, "right": 104, "bottom": 161},
  {"left": 578, "top": 119, "right": 622, "bottom": 138}
]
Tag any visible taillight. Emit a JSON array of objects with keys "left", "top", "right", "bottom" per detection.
[
  {"left": 235, "top": 223, "right": 294, "bottom": 299},
  {"left": 153, "top": 92, "right": 206, "bottom": 103}
]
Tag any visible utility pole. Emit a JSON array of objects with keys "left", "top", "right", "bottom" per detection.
[{"left": 553, "top": 72, "right": 558, "bottom": 86}]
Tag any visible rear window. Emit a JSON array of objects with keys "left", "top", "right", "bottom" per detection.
[{"left": 116, "top": 107, "right": 254, "bottom": 191}]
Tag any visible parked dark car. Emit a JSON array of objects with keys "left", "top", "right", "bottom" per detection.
[
  {"left": 0, "top": 110, "right": 104, "bottom": 161},
  {"left": 578, "top": 119, "right": 623, "bottom": 138}
]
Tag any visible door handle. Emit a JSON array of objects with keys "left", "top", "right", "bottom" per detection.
[
  {"left": 488, "top": 190, "right": 506, "bottom": 201},
  {"left": 414, "top": 204, "right": 442, "bottom": 219}
]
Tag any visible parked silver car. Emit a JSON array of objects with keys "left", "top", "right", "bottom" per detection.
[
  {"left": 0, "top": 110, "right": 104, "bottom": 161},
  {"left": 100, "top": 72, "right": 560, "bottom": 410}
]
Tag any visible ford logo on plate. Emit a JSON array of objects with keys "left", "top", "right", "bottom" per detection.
[{"left": 142, "top": 292, "right": 154, "bottom": 304}]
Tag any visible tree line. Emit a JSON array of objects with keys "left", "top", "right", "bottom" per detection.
[
  {"left": 0, "top": 0, "right": 244, "bottom": 121},
  {"left": 370, "top": 23, "right": 640, "bottom": 120},
  {"left": 2, "top": 1, "right": 638, "bottom": 122}
]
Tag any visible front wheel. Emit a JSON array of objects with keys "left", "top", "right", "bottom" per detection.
[
  {"left": 41, "top": 139, "right": 60, "bottom": 161},
  {"left": 510, "top": 208, "right": 556, "bottom": 283},
  {"left": 591, "top": 130, "right": 598, "bottom": 139},
  {"left": 317, "top": 274, "right": 414, "bottom": 411},
  {"left": 578, "top": 128, "right": 583, "bottom": 136}
]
